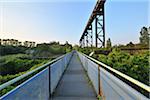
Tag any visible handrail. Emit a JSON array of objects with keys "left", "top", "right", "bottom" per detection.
[
  {"left": 0, "top": 54, "right": 65, "bottom": 91},
  {"left": 79, "top": 52, "right": 150, "bottom": 93}
]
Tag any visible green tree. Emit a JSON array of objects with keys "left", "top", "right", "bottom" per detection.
[
  {"left": 73, "top": 45, "right": 79, "bottom": 50},
  {"left": 139, "top": 27, "right": 149, "bottom": 45},
  {"left": 97, "top": 48, "right": 149, "bottom": 85},
  {"left": 126, "top": 42, "right": 134, "bottom": 47},
  {"left": 106, "top": 38, "right": 112, "bottom": 48},
  {"left": 64, "top": 41, "right": 72, "bottom": 53}
]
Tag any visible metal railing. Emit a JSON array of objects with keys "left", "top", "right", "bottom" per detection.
[
  {"left": 77, "top": 51, "right": 149, "bottom": 100},
  {"left": 0, "top": 52, "right": 73, "bottom": 100}
]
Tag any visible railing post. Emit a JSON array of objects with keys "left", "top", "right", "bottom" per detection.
[
  {"left": 98, "top": 64, "right": 104, "bottom": 99},
  {"left": 98, "top": 65, "right": 101, "bottom": 96},
  {"left": 49, "top": 65, "right": 51, "bottom": 99}
]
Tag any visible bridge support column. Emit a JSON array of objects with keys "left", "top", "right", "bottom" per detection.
[
  {"left": 79, "top": 0, "right": 105, "bottom": 48},
  {"left": 87, "top": 25, "right": 93, "bottom": 47},
  {"left": 95, "top": 5, "right": 105, "bottom": 48}
]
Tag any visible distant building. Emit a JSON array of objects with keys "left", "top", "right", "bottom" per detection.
[
  {"left": 2, "top": 39, "right": 7, "bottom": 45},
  {"left": 23, "top": 41, "right": 36, "bottom": 47},
  {"left": 18, "top": 42, "right": 22, "bottom": 46},
  {"left": 9, "top": 39, "right": 18, "bottom": 46},
  {"left": 0, "top": 39, "right": 36, "bottom": 47},
  {"left": 1, "top": 39, "right": 19, "bottom": 46}
]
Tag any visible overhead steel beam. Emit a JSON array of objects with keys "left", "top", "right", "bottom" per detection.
[{"left": 79, "top": 0, "right": 106, "bottom": 48}]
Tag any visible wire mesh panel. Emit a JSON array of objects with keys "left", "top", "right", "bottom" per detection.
[{"left": 1, "top": 68, "right": 49, "bottom": 100}]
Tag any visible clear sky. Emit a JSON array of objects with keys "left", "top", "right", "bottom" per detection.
[{"left": 0, "top": 0, "right": 149, "bottom": 45}]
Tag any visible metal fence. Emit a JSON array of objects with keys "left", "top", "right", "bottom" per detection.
[
  {"left": 0, "top": 52, "right": 73, "bottom": 100},
  {"left": 77, "top": 52, "right": 149, "bottom": 100}
]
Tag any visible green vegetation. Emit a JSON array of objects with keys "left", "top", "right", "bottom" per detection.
[
  {"left": 92, "top": 48, "right": 149, "bottom": 85},
  {"left": 97, "top": 95, "right": 103, "bottom": 100},
  {"left": 78, "top": 47, "right": 94, "bottom": 55},
  {"left": 0, "top": 54, "right": 49, "bottom": 84},
  {"left": 0, "top": 45, "right": 27, "bottom": 56},
  {"left": 0, "top": 41, "right": 73, "bottom": 96},
  {"left": 106, "top": 38, "right": 112, "bottom": 48},
  {"left": 0, "top": 86, "right": 15, "bottom": 96},
  {"left": 33, "top": 41, "right": 72, "bottom": 57},
  {"left": 139, "top": 27, "right": 149, "bottom": 45},
  {"left": 79, "top": 46, "right": 149, "bottom": 85},
  {"left": 0, "top": 41, "right": 72, "bottom": 88},
  {"left": 0, "top": 54, "right": 49, "bottom": 96},
  {"left": 78, "top": 26, "right": 149, "bottom": 86}
]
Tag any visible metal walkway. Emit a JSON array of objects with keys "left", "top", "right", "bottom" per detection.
[
  {"left": 0, "top": 51, "right": 149, "bottom": 100},
  {"left": 52, "top": 53, "right": 97, "bottom": 100}
]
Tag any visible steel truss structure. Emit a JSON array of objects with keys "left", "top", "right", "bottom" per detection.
[{"left": 79, "top": 0, "right": 106, "bottom": 48}]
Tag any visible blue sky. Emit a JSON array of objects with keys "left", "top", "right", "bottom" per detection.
[{"left": 0, "top": 0, "right": 149, "bottom": 45}]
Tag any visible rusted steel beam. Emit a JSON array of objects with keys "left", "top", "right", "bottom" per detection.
[{"left": 79, "top": 0, "right": 106, "bottom": 48}]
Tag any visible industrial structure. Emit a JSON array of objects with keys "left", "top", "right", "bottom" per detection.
[
  {"left": 79, "top": 0, "right": 106, "bottom": 48},
  {"left": 0, "top": 0, "right": 149, "bottom": 100}
]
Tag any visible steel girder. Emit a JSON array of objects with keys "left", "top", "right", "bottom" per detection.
[
  {"left": 95, "top": 4, "right": 105, "bottom": 48},
  {"left": 79, "top": 0, "right": 106, "bottom": 48}
]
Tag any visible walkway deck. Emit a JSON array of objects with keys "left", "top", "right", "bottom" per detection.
[{"left": 52, "top": 53, "right": 97, "bottom": 100}]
